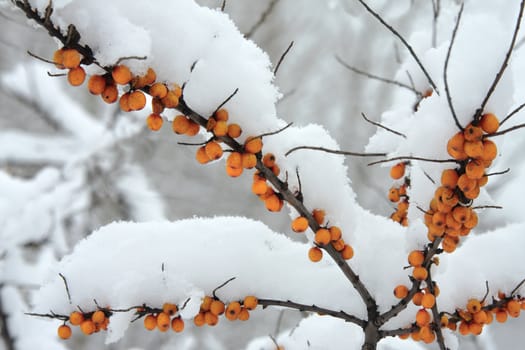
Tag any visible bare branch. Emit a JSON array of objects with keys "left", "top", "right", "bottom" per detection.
[
  {"left": 285, "top": 146, "right": 386, "bottom": 158},
  {"left": 361, "top": 112, "right": 407, "bottom": 138},
  {"left": 212, "top": 277, "right": 236, "bottom": 299},
  {"left": 336, "top": 56, "right": 419, "bottom": 94},
  {"left": 258, "top": 122, "right": 293, "bottom": 138},
  {"left": 245, "top": 0, "right": 280, "bottom": 38},
  {"left": 443, "top": 3, "right": 464, "bottom": 131},
  {"left": 485, "top": 122, "right": 525, "bottom": 137},
  {"left": 473, "top": 0, "right": 525, "bottom": 122},
  {"left": 511, "top": 278, "right": 525, "bottom": 296},
  {"left": 368, "top": 156, "right": 458, "bottom": 166},
  {"left": 354, "top": 0, "right": 438, "bottom": 91},
  {"left": 214, "top": 88, "right": 239, "bottom": 114},
  {"left": 274, "top": 41, "right": 294, "bottom": 76},
  {"left": 500, "top": 101, "right": 525, "bottom": 125},
  {"left": 486, "top": 168, "right": 510, "bottom": 177},
  {"left": 58, "top": 273, "right": 72, "bottom": 305}
]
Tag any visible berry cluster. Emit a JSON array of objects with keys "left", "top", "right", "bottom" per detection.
[
  {"left": 57, "top": 309, "right": 111, "bottom": 339},
  {"left": 388, "top": 162, "right": 409, "bottom": 227},
  {"left": 193, "top": 295, "right": 258, "bottom": 327},
  {"left": 142, "top": 303, "right": 184, "bottom": 333}
]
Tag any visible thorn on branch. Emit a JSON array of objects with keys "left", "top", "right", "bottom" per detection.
[
  {"left": 361, "top": 112, "right": 407, "bottom": 138},
  {"left": 212, "top": 277, "right": 236, "bottom": 299},
  {"left": 58, "top": 273, "right": 72, "bottom": 305},
  {"left": 274, "top": 41, "right": 294, "bottom": 76}
]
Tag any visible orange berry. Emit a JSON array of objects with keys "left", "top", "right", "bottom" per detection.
[
  {"left": 447, "top": 132, "right": 468, "bottom": 160},
  {"left": 507, "top": 300, "right": 521, "bottom": 317},
  {"left": 157, "top": 312, "right": 171, "bottom": 332},
  {"left": 308, "top": 246, "right": 323, "bottom": 262},
  {"left": 214, "top": 109, "right": 229, "bottom": 122},
  {"left": 421, "top": 293, "right": 435, "bottom": 309},
  {"left": 226, "top": 165, "right": 243, "bottom": 177},
  {"left": 185, "top": 120, "right": 200, "bottom": 136},
  {"left": 149, "top": 82, "right": 168, "bottom": 98},
  {"left": 469, "top": 322, "right": 483, "bottom": 335},
  {"left": 480, "top": 113, "right": 499, "bottom": 134},
  {"left": 92, "top": 310, "right": 105, "bottom": 325},
  {"left": 271, "top": 164, "right": 281, "bottom": 176},
  {"left": 452, "top": 206, "right": 472, "bottom": 224},
  {"left": 226, "top": 152, "right": 242, "bottom": 169},
  {"left": 172, "top": 115, "right": 190, "bottom": 134},
  {"left": 69, "top": 311, "right": 84, "bottom": 326},
  {"left": 291, "top": 216, "right": 309, "bottom": 233},
  {"left": 262, "top": 153, "right": 276, "bottom": 168},
  {"left": 171, "top": 317, "right": 184, "bottom": 332},
  {"left": 393, "top": 285, "right": 409, "bottom": 299},
  {"left": 196, "top": 146, "right": 211, "bottom": 164},
  {"left": 163, "top": 303, "right": 178, "bottom": 316},
  {"left": 242, "top": 153, "right": 257, "bottom": 169},
  {"left": 210, "top": 300, "right": 225, "bottom": 316},
  {"left": 213, "top": 120, "right": 228, "bottom": 137},
  {"left": 193, "top": 312, "right": 205, "bottom": 326},
  {"left": 62, "top": 49, "right": 81, "bottom": 69},
  {"left": 440, "top": 315, "right": 449, "bottom": 328},
  {"left": 57, "top": 324, "right": 72, "bottom": 339},
  {"left": 87, "top": 74, "right": 106, "bottom": 95},
  {"left": 464, "top": 124, "right": 484, "bottom": 142},
  {"left": 144, "top": 314, "right": 157, "bottom": 330},
  {"left": 161, "top": 90, "right": 179, "bottom": 108},
  {"left": 457, "top": 174, "right": 477, "bottom": 193},
  {"left": 101, "top": 84, "right": 118, "bottom": 104},
  {"left": 481, "top": 139, "right": 498, "bottom": 161},
  {"left": 495, "top": 309, "right": 508, "bottom": 323},
  {"left": 225, "top": 301, "right": 241, "bottom": 321},
  {"left": 473, "top": 310, "right": 488, "bottom": 324},
  {"left": 151, "top": 97, "right": 165, "bottom": 114},
  {"left": 67, "top": 66, "right": 86, "bottom": 86},
  {"left": 252, "top": 179, "right": 268, "bottom": 195},
  {"left": 329, "top": 226, "right": 342, "bottom": 241},
  {"left": 412, "top": 266, "right": 428, "bottom": 281},
  {"left": 458, "top": 321, "right": 470, "bottom": 335},
  {"left": 173, "top": 84, "right": 182, "bottom": 98},
  {"left": 238, "top": 307, "right": 250, "bottom": 321},
  {"left": 80, "top": 320, "right": 96, "bottom": 335},
  {"left": 432, "top": 212, "right": 446, "bottom": 228},
  {"left": 133, "top": 68, "right": 156, "bottom": 88},
  {"left": 465, "top": 159, "right": 485, "bottom": 180},
  {"left": 408, "top": 250, "right": 425, "bottom": 267},
  {"left": 341, "top": 244, "right": 354, "bottom": 260},
  {"left": 146, "top": 113, "right": 163, "bottom": 131},
  {"left": 53, "top": 49, "right": 65, "bottom": 68},
  {"left": 441, "top": 235, "right": 458, "bottom": 253},
  {"left": 244, "top": 137, "right": 263, "bottom": 154},
  {"left": 119, "top": 92, "right": 132, "bottom": 112},
  {"left": 227, "top": 123, "right": 242, "bottom": 138},
  {"left": 200, "top": 296, "right": 213, "bottom": 311},
  {"left": 128, "top": 90, "right": 146, "bottom": 111},
  {"left": 314, "top": 228, "right": 331, "bottom": 245},
  {"left": 265, "top": 194, "right": 283, "bottom": 212},
  {"left": 111, "top": 65, "right": 132, "bottom": 85},
  {"left": 390, "top": 162, "right": 406, "bottom": 179},
  {"left": 415, "top": 309, "right": 431, "bottom": 326},
  {"left": 441, "top": 169, "right": 459, "bottom": 189},
  {"left": 206, "top": 117, "right": 217, "bottom": 131},
  {"left": 464, "top": 185, "right": 480, "bottom": 200},
  {"left": 412, "top": 292, "right": 424, "bottom": 306},
  {"left": 331, "top": 239, "right": 346, "bottom": 251},
  {"left": 312, "top": 209, "right": 325, "bottom": 225},
  {"left": 205, "top": 141, "right": 223, "bottom": 160},
  {"left": 464, "top": 141, "right": 484, "bottom": 158},
  {"left": 244, "top": 296, "right": 258, "bottom": 310},
  {"left": 467, "top": 299, "right": 482, "bottom": 313},
  {"left": 388, "top": 187, "right": 400, "bottom": 202}
]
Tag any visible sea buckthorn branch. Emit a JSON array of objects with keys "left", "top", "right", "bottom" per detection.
[
  {"left": 335, "top": 55, "right": 420, "bottom": 96},
  {"left": 443, "top": 3, "right": 464, "bottom": 131},
  {"left": 284, "top": 145, "right": 386, "bottom": 158},
  {"left": 361, "top": 113, "right": 407, "bottom": 139},
  {"left": 500, "top": 101, "right": 525, "bottom": 125},
  {"left": 273, "top": 41, "right": 294, "bottom": 76},
  {"left": 245, "top": 0, "right": 280, "bottom": 38},
  {"left": 367, "top": 156, "right": 459, "bottom": 167},
  {"left": 472, "top": 0, "right": 525, "bottom": 122},
  {"left": 257, "top": 298, "right": 366, "bottom": 327},
  {"left": 425, "top": 268, "right": 446, "bottom": 350},
  {"left": 13, "top": 0, "right": 380, "bottom": 331},
  {"left": 353, "top": 0, "right": 438, "bottom": 92}
]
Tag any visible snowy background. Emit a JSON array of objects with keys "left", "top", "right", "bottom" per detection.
[{"left": 1, "top": 0, "right": 525, "bottom": 349}]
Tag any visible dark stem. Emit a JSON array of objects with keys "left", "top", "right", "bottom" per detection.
[
  {"left": 500, "top": 101, "right": 525, "bottom": 125},
  {"left": 361, "top": 112, "right": 407, "bottom": 138},
  {"left": 274, "top": 41, "right": 294, "bottom": 76},
  {"left": 245, "top": 0, "right": 280, "bottom": 38},
  {"left": 285, "top": 145, "right": 386, "bottom": 158},
  {"left": 368, "top": 156, "right": 458, "bottom": 166}
]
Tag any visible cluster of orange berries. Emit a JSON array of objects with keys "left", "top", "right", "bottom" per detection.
[
  {"left": 446, "top": 294, "right": 525, "bottom": 336},
  {"left": 142, "top": 303, "right": 185, "bottom": 333},
  {"left": 388, "top": 162, "right": 409, "bottom": 227},
  {"left": 251, "top": 153, "right": 283, "bottom": 212},
  {"left": 53, "top": 48, "right": 185, "bottom": 132},
  {"left": 193, "top": 295, "right": 258, "bottom": 327},
  {"left": 424, "top": 113, "right": 499, "bottom": 253},
  {"left": 291, "top": 209, "right": 354, "bottom": 263},
  {"left": 57, "top": 309, "right": 110, "bottom": 339}
]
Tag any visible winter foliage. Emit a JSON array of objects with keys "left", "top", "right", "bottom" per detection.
[{"left": 2, "top": 0, "right": 525, "bottom": 349}]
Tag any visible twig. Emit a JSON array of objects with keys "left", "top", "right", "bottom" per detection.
[
  {"left": 443, "top": 3, "right": 464, "bottom": 131},
  {"left": 368, "top": 156, "right": 458, "bottom": 166},
  {"left": 285, "top": 146, "right": 386, "bottom": 158},
  {"left": 47, "top": 72, "right": 66, "bottom": 77},
  {"left": 212, "top": 277, "right": 236, "bottom": 299},
  {"left": 361, "top": 112, "right": 407, "bottom": 138},
  {"left": 26, "top": 50, "right": 56, "bottom": 65},
  {"left": 245, "top": 0, "right": 280, "bottom": 38},
  {"left": 485, "top": 122, "right": 525, "bottom": 137},
  {"left": 221, "top": 0, "right": 226, "bottom": 12},
  {"left": 58, "top": 273, "right": 72, "bottom": 305},
  {"left": 115, "top": 55, "right": 147, "bottom": 65},
  {"left": 481, "top": 281, "right": 490, "bottom": 304},
  {"left": 336, "top": 56, "right": 419, "bottom": 95},
  {"left": 274, "top": 41, "right": 294, "bottom": 76},
  {"left": 511, "top": 278, "right": 525, "bottom": 296},
  {"left": 472, "top": 205, "right": 503, "bottom": 210},
  {"left": 473, "top": 0, "right": 525, "bottom": 122},
  {"left": 486, "top": 168, "right": 510, "bottom": 177},
  {"left": 258, "top": 122, "right": 293, "bottom": 138},
  {"left": 214, "top": 88, "right": 239, "bottom": 114},
  {"left": 354, "top": 0, "right": 438, "bottom": 92},
  {"left": 258, "top": 298, "right": 366, "bottom": 327},
  {"left": 177, "top": 140, "right": 209, "bottom": 146},
  {"left": 500, "top": 102, "right": 525, "bottom": 125},
  {"left": 426, "top": 271, "right": 447, "bottom": 350}
]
